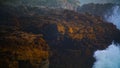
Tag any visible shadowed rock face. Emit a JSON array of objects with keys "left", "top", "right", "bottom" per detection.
[
  {"left": 0, "top": 26, "right": 49, "bottom": 68},
  {"left": 0, "top": 5, "right": 120, "bottom": 68}
]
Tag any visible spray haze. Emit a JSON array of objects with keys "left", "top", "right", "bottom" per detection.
[
  {"left": 93, "top": 43, "right": 120, "bottom": 68},
  {"left": 105, "top": 5, "right": 120, "bottom": 29},
  {"left": 93, "top": 4, "right": 120, "bottom": 68},
  {"left": 80, "top": 0, "right": 120, "bottom": 5}
]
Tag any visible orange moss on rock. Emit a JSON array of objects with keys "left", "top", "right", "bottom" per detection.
[{"left": 0, "top": 28, "right": 49, "bottom": 68}]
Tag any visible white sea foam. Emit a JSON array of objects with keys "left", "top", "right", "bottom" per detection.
[{"left": 93, "top": 43, "right": 120, "bottom": 68}]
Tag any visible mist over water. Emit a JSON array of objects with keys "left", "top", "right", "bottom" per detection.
[
  {"left": 105, "top": 5, "right": 120, "bottom": 29},
  {"left": 93, "top": 43, "right": 120, "bottom": 68}
]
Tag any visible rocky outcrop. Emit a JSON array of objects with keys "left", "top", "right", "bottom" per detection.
[
  {"left": 0, "top": 26, "right": 49, "bottom": 68},
  {"left": 0, "top": 5, "right": 120, "bottom": 68}
]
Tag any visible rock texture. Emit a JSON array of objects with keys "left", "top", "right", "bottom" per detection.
[
  {"left": 0, "top": 5, "right": 120, "bottom": 68},
  {"left": 0, "top": 26, "right": 49, "bottom": 68}
]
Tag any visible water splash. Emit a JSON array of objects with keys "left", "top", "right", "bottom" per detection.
[
  {"left": 93, "top": 43, "right": 120, "bottom": 68},
  {"left": 105, "top": 5, "right": 120, "bottom": 29}
]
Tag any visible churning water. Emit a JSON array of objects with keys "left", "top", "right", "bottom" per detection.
[
  {"left": 93, "top": 43, "right": 120, "bottom": 68},
  {"left": 105, "top": 5, "right": 120, "bottom": 29},
  {"left": 93, "top": 5, "right": 120, "bottom": 68}
]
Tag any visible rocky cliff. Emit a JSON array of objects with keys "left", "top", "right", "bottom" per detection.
[
  {"left": 0, "top": 26, "right": 49, "bottom": 68},
  {"left": 0, "top": 5, "right": 120, "bottom": 68}
]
